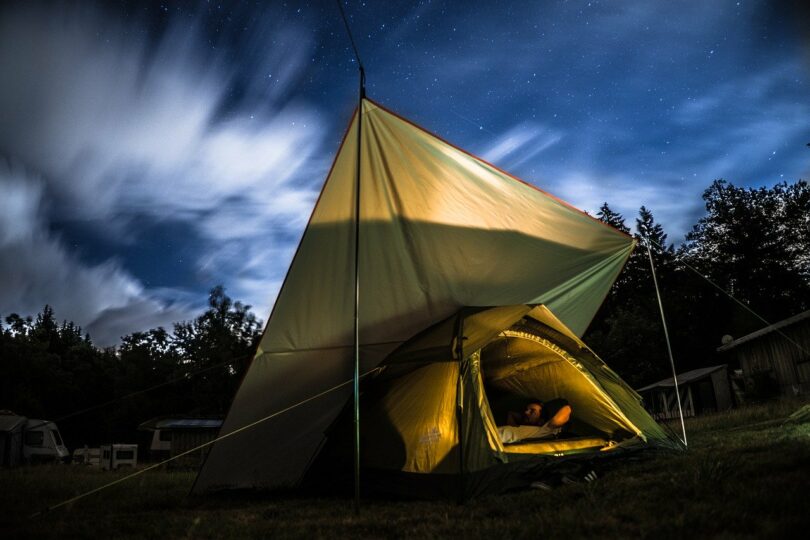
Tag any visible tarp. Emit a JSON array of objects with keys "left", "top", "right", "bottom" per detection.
[{"left": 193, "top": 99, "right": 635, "bottom": 493}]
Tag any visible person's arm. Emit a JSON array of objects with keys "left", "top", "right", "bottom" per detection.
[
  {"left": 547, "top": 405, "right": 572, "bottom": 428},
  {"left": 506, "top": 410, "right": 522, "bottom": 427}
]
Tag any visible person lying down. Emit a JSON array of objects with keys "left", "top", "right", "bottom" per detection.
[{"left": 497, "top": 399, "right": 572, "bottom": 444}]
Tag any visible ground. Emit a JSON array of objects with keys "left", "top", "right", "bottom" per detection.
[{"left": 3, "top": 398, "right": 809, "bottom": 539}]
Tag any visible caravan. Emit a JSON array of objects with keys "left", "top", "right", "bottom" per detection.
[
  {"left": 0, "top": 413, "right": 69, "bottom": 465},
  {"left": 23, "top": 419, "right": 69, "bottom": 464}
]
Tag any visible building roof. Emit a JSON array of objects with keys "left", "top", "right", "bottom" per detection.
[
  {"left": 138, "top": 416, "right": 223, "bottom": 431},
  {"left": 717, "top": 309, "right": 810, "bottom": 352},
  {"left": 637, "top": 364, "right": 727, "bottom": 392}
]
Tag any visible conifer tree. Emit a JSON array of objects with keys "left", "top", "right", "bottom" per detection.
[{"left": 596, "top": 202, "right": 630, "bottom": 234}]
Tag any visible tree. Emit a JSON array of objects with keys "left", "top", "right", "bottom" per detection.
[
  {"left": 32, "top": 305, "right": 59, "bottom": 346},
  {"left": 114, "top": 327, "right": 185, "bottom": 434},
  {"left": 774, "top": 180, "right": 810, "bottom": 283},
  {"left": 680, "top": 179, "right": 810, "bottom": 322},
  {"left": 587, "top": 205, "right": 677, "bottom": 386},
  {"left": 171, "top": 286, "right": 263, "bottom": 414},
  {"left": 5, "top": 313, "right": 32, "bottom": 337},
  {"left": 0, "top": 306, "right": 118, "bottom": 446},
  {"left": 636, "top": 206, "right": 671, "bottom": 253},
  {"left": 596, "top": 202, "right": 630, "bottom": 234}
]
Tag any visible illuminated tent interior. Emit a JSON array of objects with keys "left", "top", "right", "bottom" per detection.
[
  {"left": 192, "top": 99, "right": 682, "bottom": 498},
  {"left": 303, "top": 304, "right": 680, "bottom": 498}
]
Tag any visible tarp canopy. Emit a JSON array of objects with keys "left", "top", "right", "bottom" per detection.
[{"left": 193, "top": 99, "right": 638, "bottom": 494}]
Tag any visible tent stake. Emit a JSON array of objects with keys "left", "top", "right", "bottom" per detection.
[{"left": 645, "top": 239, "right": 687, "bottom": 446}]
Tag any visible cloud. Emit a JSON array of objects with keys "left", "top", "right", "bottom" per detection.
[
  {"left": 547, "top": 169, "right": 702, "bottom": 244},
  {"left": 670, "top": 61, "right": 810, "bottom": 184},
  {"left": 481, "top": 123, "right": 563, "bottom": 170},
  {"left": 675, "top": 62, "right": 801, "bottom": 126},
  {"left": 0, "top": 4, "right": 324, "bottom": 218},
  {"left": 193, "top": 235, "right": 299, "bottom": 319},
  {"left": 0, "top": 165, "right": 42, "bottom": 246},
  {"left": 0, "top": 163, "right": 194, "bottom": 346},
  {"left": 0, "top": 3, "right": 329, "bottom": 343},
  {"left": 84, "top": 300, "right": 193, "bottom": 348}
]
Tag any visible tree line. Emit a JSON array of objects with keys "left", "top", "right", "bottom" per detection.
[
  {"left": 0, "top": 286, "right": 262, "bottom": 448},
  {"left": 1, "top": 178, "right": 808, "bottom": 449},
  {"left": 585, "top": 179, "right": 810, "bottom": 387}
]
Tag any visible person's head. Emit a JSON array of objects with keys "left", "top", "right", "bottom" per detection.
[{"left": 522, "top": 400, "right": 544, "bottom": 426}]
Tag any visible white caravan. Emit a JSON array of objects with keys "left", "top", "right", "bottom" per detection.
[{"left": 22, "top": 419, "right": 70, "bottom": 464}]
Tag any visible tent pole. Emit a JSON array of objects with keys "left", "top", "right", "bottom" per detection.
[
  {"left": 352, "top": 68, "right": 366, "bottom": 515},
  {"left": 335, "top": 0, "right": 366, "bottom": 513},
  {"left": 645, "top": 239, "right": 688, "bottom": 446},
  {"left": 455, "top": 313, "right": 466, "bottom": 504}
]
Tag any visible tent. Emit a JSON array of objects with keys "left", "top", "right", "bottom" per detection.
[
  {"left": 192, "top": 98, "right": 682, "bottom": 498},
  {"left": 0, "top": 412, "right": 26, "bottom": 467}
]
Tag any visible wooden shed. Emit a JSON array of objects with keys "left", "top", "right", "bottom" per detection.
[
  {"left": 637, "top": 365, "right": 734, "bottom": 420},
  {"left": 717, "top": 310, "right": 810, "bottom": 397}
]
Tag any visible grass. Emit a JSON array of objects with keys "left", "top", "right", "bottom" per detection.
[{"left": 3, "top": 398, "right": 810, "bottom": 539}]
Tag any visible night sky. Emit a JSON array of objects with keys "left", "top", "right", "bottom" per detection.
[{"left": 1, "top": 1, "right": 808, "bottom": 346}]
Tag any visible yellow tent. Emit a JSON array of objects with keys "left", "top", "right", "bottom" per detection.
[{"left": 192, "top": 99, "right": 681, "bottom": 497}]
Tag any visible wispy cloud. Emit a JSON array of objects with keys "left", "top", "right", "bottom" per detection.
[
  {"left": 0, "top": 163, "right": 193, "bottom": 345},
  {"left": 670, "top": 61, "right": 810, "bottom": 185},
  {"left": 546, "top": 169, "right": 703, "bottom": 244},
  {"left": 0, "top": 3, "right": 329, "bottom": 342},
  {"left": 481, "top": 123, "right": 563, "bottom": 170}
]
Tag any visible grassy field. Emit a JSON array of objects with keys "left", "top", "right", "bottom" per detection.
[{"left": 3, "top": 398, "right": 809, "bottom": 539}]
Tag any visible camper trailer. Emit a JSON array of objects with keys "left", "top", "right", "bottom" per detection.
[
  {"left": 100, "top": 444, "right": 138, "bottom": 470},
  {"left": 0, "top": 413, "right": 69, "bottom": 465},
  {"left": 72, "top": 446, "right": 102, "bottom": 466},
  {"left": 22, "top": 419, "right": 70, "bottom": 464}
]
